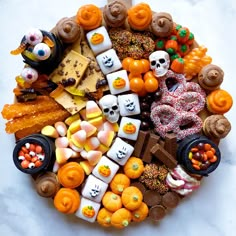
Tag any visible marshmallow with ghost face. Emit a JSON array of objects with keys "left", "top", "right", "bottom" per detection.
[
  {"left": 118, "top": 93, "right": 140, "bottom": 116},
  {"left": 98, "top": 94, "right": 120, "bottom": 123},
  {"left": 149, "top": 50, "right": 170, "bottom": 77},
  {"left": 96, "top": 49, "right": 122, "bottom": 75},
  {"left": 107, "top": 137, "right": 134, "bottom": 165}
]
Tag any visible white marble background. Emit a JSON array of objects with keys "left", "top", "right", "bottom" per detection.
[{"left": 0, "top": 0, "right": 236, "bottom": 235}]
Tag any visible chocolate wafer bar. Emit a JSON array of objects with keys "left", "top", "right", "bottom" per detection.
[
  {"left": 164, "top": 133, "right": 177, "bottom": 158},
  {"left": 151, "top": 143, "right": 177, "bottom": 169},
  {"left": 133, "top": 130, "right": 149, "bottom": 158}
]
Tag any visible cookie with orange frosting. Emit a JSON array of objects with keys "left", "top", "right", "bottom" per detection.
[
  {"left": 76, "top": 4, "right": 102, "bottom": 31},
  {"left": 206, "top": 89, "right": 233, "bottom": 114}
]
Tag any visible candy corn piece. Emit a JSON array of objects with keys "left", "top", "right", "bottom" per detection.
[
  {"left": 80, "top": 121, "right": 97, "bottom": 137},
  {"left": 56, "top": 147, "right": 73, "bottom": 164},
  {"left": 41, "top": 125, "right": 59, "bottom": 138},
  {"left": 80, "top": 160, "right": 94, "bottom": 175},
  {"left": 54, "top": 121, "right": 67, "bottom": 137},
  {"left": 97, "top": 130, "right": 115, "bottom": 147},
  {"left": 84, "top": 137, "right": 100, "bottom": 151},
  {"left": 55, "top": 137, "right": 69, "bottom": 148},
  {"left": 68, "top": 119, "right": 81, "bottom": 134},
  {"left": 70, "top": 130, "right": 87, "bottom": 148},
  {"left": 86, "top": 100, "right": 102, "bottom": 119},
  {"left": 103, "top": 121, "right": 119, "bottom": 132},
  {"left": 96, "top": 143, "right": 109, "bottom": 154},
  {"left": 65, "top": 113, "right": 81, "bottom": 126},
  {"left": 88, "top": 116, "right": 104, "bottom": 129},
  {"left": 86, "top": 150, "right": 102, "bottom": 165}
]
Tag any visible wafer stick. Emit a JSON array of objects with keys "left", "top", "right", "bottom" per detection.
[
  {"left": 5, "top": 109, "right": 70, "bottom": 133},
  {"left": 1, "top": 96, "right": 62, "bottom": 120}
]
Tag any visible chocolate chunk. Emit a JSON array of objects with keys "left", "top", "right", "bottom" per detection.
[
  {"left": 131, "top": 182, "right": 146, "bottom": 195},
  {"left": 164, "top": 133, "right": 177, "bottom": 158},
  {"left": 142, "top": 134, "right": 160, "bottom": 163},
  {"left": 151, "top": 143, "right": 177, "bottom": 169},
  {"left": 161, "top": 191, "right": 180, "bottom": 209},
  {"left": 143, "top": 190, "right": 161, "bottom": 207},
  {"left": 133, "top": 130, "right": 149, "bottom": 157},
  {"left": 149, "top": 205, "right": 166, "bottom": 221}
]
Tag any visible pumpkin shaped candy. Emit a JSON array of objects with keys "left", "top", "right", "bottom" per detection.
[
  {"left": 110, "top": 173, "right": 130, "bottom": 195},
  {"left": 97, "top": 208, "right": 113, "bottom": 227},
  {"left": 124, "top": 157, "right": 144, "bottom": 179},
  {"left": 102, "top": 191, "right": 122, "bottom": 212},
  {"left": 131, "top": 202, "right": 149, "bottom": 222},
  {"left": 111, "top": 208, "right": 132, "bottom": 229},
  {"left": 121, "top": 186, "right": 143, "bottom": 210}
]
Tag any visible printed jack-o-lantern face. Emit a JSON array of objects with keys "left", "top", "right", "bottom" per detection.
[
  {"left": 98, "top": 165, "right": 111, "bottom": 177},
  {"left": 112, "top": 77, "right": 126, "bottom": 89},
  {"left": 123, "top": 122, "right": 136, "bottom": 134},
  {"left": 82, "top": 206, "right": 95, "bottom": 218},
  {"left": 90, "top": 33, "right": 104, "bottom": 45}
]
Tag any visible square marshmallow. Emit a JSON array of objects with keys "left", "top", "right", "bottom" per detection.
[
  {"left": 92, "top": 156, "right": 119, "bottom": 183},
  {"left": 118, "top": 93, "right": 140, "bottom": 116},
  {"left": 118, "top": 117, "right": 141, "bottom": 141},
  {"left": 75, "top": 197, "right": 100, "bottom": 223},
  {"left": 86, "top": 26, "right": 112, "bottom": 55},
  {"left": 107, "top": 137, "right": 134, "bottom": 165},
  {"left": 106, "top": 70, "right": 130, "bottom": 95},
  {"left": 96, "top": 49, "right": 122, "bottom": 75},
  {"left": 81, "top": 174, "right": 108, "bottom": 203}
]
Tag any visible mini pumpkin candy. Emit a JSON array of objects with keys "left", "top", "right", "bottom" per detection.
[
  {"left": 123, "top": 122, "right": 136, "bottom": 134},
  {"left": 97, "top": 208, "right": 113, "bottom": 227},
  {"left": 170, "top": 58, "right": 185, "bottom": 74},
  {"left": 131, "top": 202, "right": 149, "bottom": 222},
  {"left": 121, "top": 186, "right": 143, "bottom": 210},
  {"left": 111, "top": 208, "right": 132, "bottom": 229},
  {"left": 98, "top": 165, "right": 111, "bottom": 177},
  {"left": 123, "top": 157, "right": 144, "bottom": 179},
  {"left": 82, "top": 205, "right": 96, "bottom": 218},
  {"left": 90, "top": 33, "right": 104, "bottom": 45},
  {"left": 112, "top": 77, "right": 126, "bottom": 89},
  {"left": 110, "top": 173, "right": 131, "bottom": 195},
  {"left": 102, "top": 191, "right": 122, "bottom": 212}
]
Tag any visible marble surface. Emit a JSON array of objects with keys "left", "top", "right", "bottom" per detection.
[{"left": 0, "top": 0, "right": 236, "bottom": 235}]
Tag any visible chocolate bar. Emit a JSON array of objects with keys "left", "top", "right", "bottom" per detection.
[{"left": 164, "top": 133, "right": 177, "bottom": 158}]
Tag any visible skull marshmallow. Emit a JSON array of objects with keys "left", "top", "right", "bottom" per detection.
[
  {"left": 149, "top": 50, "right": 170, "bottom": 77},
  {"left": 99, "top": 94, "right": 120, "bottom": 123}
]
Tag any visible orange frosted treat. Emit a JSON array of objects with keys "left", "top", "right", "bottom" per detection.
[
  {"left": 76, "top": 4, "right": 102, "bottom": 30},
  {"left": 206, "top": 89, "right": 233, "bottom": 114},
  {"left": 57, "top": 162, "right": 85, "bottom": 188},
  {"left": 127, "top": 3, "right": 152, "bottom": 30},
  {"left": 54, "top": 188, "right": 80, "bottom": 214}
]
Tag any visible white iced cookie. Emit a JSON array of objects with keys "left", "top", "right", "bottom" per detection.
[
  {"left": 75, "top": 197, "right": 101, "bottom": 223},
  {"left": 92, "top": 156, "right": 119, "bottom": 183},
  {"left": 118, "top": 93, "right": 140, "bottom": 116},
  {"left": 81, "top": 174, "right": 108, "bottom": 203},
  {"left": 96, "top": 49, "right": 122, "bottom": 75},
  {"left": 107, "top": 137, "right": 134, "bottom": 165},
  {"left": 86, "top": 26, "right": 112, "bottom": 55},
  {"left": 106, "top": 69, "right": 130, "bottom": 95},
  {"left": 118, "top": 117, "right": 141, "bottom": 141}
]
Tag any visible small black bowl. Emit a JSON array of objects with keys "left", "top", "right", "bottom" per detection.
[
  {"left": 21, "top": 30, "right": 64, "bottom": 74},
  {"left": 177, "top": 134, "right": 221, "bottom": 176},
  {"left": 13, "top": 134, "right": 55, "bottom": 175}
]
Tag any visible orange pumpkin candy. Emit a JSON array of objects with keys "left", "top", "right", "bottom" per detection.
[
  {"left": 111, "top": 208, "right": 132, "bottom": 229},
  {"left": 102, "top": 191, "right": 122, "bottom": 212},
  {"left": 131, "top": 202, "right": 149, "bottom": 222},
  {"left": 121, "top": 186, "right": 143, "bottom": 210},
  {"left": 110, "top": 173, "right": 130, "bottom": 195},
  {"left": 124, "top": 157, "right": 144, "bottom": 179},
  {"left": 97, "top": 208, "right": 113, "bottom": 227}
]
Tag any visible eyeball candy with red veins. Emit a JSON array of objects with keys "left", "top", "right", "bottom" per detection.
[
  {"left": 20, "top": 67, "right": 38, "bottom": 84},
  {"left": 25, "top": 28, "right": 43, "bottom": 45},
  {"left": 33, "top": 43, "right": 51, "bottom": 60}
]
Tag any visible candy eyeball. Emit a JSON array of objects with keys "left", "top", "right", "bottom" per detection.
[
  {"left": 21, "top": 67, "right": 38, "bottom": 84},
  {"left": 33, "top": 43, "right": 51, "bottom": 60},
  {"left": 25, "top": 28, "right": 43, "bottom": 45},
  {"left": 28, "top": 163, "right": 35, "bottom": 169},
  {"left": 37, "top": 154, "right": 45, "bottom": 161}
]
